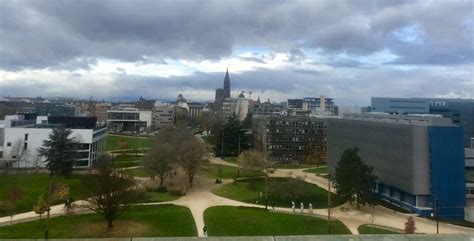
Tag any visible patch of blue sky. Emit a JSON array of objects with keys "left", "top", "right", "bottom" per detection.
[
  {"left": 393, "top": 23, "right": 424, "bottom": 45},
  {"left": 233, "top": 46, "right": 273, "bottom": 55}
]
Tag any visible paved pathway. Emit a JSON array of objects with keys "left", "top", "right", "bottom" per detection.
[{"left": 1, "top": 157, "right": 473, "bottom": 237}]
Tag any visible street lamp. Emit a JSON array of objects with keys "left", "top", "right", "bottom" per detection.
[{"left": 430, "top": 198, "right": 439, "bottom": 234}]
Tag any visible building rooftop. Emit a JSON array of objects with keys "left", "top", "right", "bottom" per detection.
[{"left": 342, "top": 113, "right": 453, "bottom": 127}]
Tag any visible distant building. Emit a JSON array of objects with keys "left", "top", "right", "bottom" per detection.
[
  {"left": 222, "top": 93, "right": 249, "bottom": 121},
  {"left": 326, "top": 113, "right": 466, "bottom": 219},
  {"left": 152, "top": 101, "right": 175, "bottom": 129},
  {"left": 0, "top": 115, "right": 106, "bottom": 168},
  {"left": 288, "top": 96, "right": 335, "bottom": 116},
  {"left": 188, "top": 102, "right": 205, "bottom": 127},
  {"left": 253, "top": 115, "right": 327, "bottom": 164},
  {"left": 107, "top": 108, "right": 152, "bottom": 133},
  {"left": 371, "top": 97, "right": 474, "bottom": 147},
  {"left": 248, "top": 99, "right": 284, "bottom": 116}
]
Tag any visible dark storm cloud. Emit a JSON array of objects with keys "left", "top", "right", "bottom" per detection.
[{"left": 0, "top": 0, "right": 472, "bottom": 70}]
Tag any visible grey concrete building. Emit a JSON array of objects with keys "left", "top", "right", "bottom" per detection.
[{"left": 326, "top": 113, "right": 466, "bottom": 219}]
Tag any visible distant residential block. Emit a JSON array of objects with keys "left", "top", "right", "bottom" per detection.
[{"left": 253, "top": 114, "right": 326, "bottom": 164}]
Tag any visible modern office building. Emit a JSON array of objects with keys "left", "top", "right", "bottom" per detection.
[
  {"left": 0, "top": 115, "right": 107, "bottom": 168},
  {"left": 253, "top": 115, "right": 327, "bottom": 164},
  {"left": 107, "top": 108, "right": 152, "bottom": 133},
  {"left": 326, "top": 113, "right": 466, "bottom": 219},
  {"left": 151, "top": 101, "right": 175, "bottom": 129},
  {"left": 371, "top": 97, "right": 474, "bottom": 147},
  {"left": 288, "top": 96, "right": 335, "bottom": 116}
]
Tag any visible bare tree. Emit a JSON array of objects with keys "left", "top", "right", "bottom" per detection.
[
  {"left": 238, "top": 150, "right": 273, "bottom": 209},
  {"left": 178, "top": 136, "right": 210, "bottom": 188},
  {"left": 404, "top": 216, "right": 416, "bottom": 234},
  {"left": 5, "top": 186, "right": 23, "bottom": 224},
  {"left": 142, "top": 142, "right": 176, "bottom": 187},
  {"left": 83, "top": 153, "right": 141, "bottom": 228},
  {"left": 10, "top": 138, "right": 29, "bottom": 169}
]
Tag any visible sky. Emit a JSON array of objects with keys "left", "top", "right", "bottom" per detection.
[{"left": 0, "top": 0, "right": 473, "bottom": 106}]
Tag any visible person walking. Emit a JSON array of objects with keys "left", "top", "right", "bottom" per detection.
[{"left": 203, "top": 225, "right": 207, "bottom": 237}]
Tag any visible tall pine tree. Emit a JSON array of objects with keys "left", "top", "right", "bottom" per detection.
[{"left": 334, "top": 146, "right": 378, "bottom": 208}]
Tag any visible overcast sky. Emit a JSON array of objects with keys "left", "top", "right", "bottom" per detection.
[{"left": 0, "top": 0, "right": 473, "bottom": 105}]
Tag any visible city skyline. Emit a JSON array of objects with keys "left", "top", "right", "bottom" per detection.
[{"left": 1, "top": 0, "right": 473, "bottom": 106}]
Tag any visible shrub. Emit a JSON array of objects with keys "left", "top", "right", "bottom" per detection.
[
  {"left": 156, "top": 186, "right": 168, "bottom": 193},
  {"left": 169, "top": 187, "right": 182, "bottom": 196}
]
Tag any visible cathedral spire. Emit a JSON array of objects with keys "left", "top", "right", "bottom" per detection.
[{"left": 223, "top": 67, "right": 231, "bottom": 99}]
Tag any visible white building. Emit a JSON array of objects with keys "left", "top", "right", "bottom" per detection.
[
  {"left": 222, "top": 94, "right": 249, "bottom": 121},
  {"left": 107, "top": 108, "right": 152, "bottom": 133},
  {"left": 0, "top": 115, "right": 107, "bottom": 169}
]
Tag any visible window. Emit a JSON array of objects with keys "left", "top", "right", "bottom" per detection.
[
  {"left": 24, "top": 133, "right": 28, "bottom": 141},
  {"left": 24, "top": 143, "right": 28, "bottom": 150},
  {"left": 7, "top": 142, "right": 11, "bottom": 147}
]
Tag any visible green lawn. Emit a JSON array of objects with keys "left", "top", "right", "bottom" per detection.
[
  {"left": 124, "top": 167, "right": 150, "bottom": 177},
  {"left": 112, "top": 154, "right": 142, "bottom": 168},
  {"left": 0, "top": 204, "right": 197, "bottom": 238},
  {"left": 0, "top": 174, "right": 90, "bottom": 217},
  {"left": 222, "top": 157, "right": 237, "bottom": 164},
  {"left": 135, "top": 191, "right": 180, "bottom": 203},
  {"left": 303, "top": 166, "right": 327, "bottom": 174},
  {"left": 106, "top": 135, "right": 154, "bottom": 151},
  {"left": 274, "top": 164, "right": 318, "bottom": 169},
  {"left": 204, "top": 206, "right": 350, "bottom": 236},
  {"left": 202, "top": 164, "right": 263, "bottom": 179},
  {"left": 358, "top": 224, "right": 403, "bottom": 234},
  {"left": 213, "top": 177, "right": 340, "bottom": 208}
]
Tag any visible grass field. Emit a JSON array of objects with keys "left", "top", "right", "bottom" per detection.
[
  {"left": 0, "top": 174, "right": 90, "bottom": 217},
  {"left": 106, "top": 135, "right": 154, "bottom": 151},
  {"left": 213, "top": 177, "right": 340, "bottom": 208},
  {"left": 204, "top": 206, "right": 350, "bottom": 236},
  {"left": 358, "top": 224, "right": 403, "bottom": 234},
  {"left": 202, "top": 164, "right": 263, "bottom": 179},
  {"left": 274, "top": 164, "right": 318, "bottom": 169},
  {"left": 135, "top": 191, "right": 180, "bottom": 203},
  {"left": 124, "top": 167, "right": 150, "bottom": 177},
  {"left": 112, "top": 155, "right": 142, "bottom": 168},
  {"left": 303, "top": 166, "right": 327, "bottom": 174},
  {"left": 0, "top": 204, "right": 197, "bottom": 238},
  {"left": 222, "top": 157, "right": 237, "bottom": 164}
]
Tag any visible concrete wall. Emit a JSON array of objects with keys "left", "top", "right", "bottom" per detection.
[{"left": 326, "top": 118, "right": 431, "bottom": 195}]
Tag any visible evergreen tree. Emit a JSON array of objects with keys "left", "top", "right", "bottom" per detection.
[
  {"left": 222, "top": 114, "right": 247, "bottom": 156},
  {"left": 37, "top": 126, "right": 79, "bottom": 238},
  {"left": 37, "top": 126, "right": 79, "bottom": 177},
  {"left": 334, "top": 146, "right": 378, "bottom": 208}
]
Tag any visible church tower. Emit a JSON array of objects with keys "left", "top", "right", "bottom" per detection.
[{"left": 223, "top": 67, "right": 231, "bottom": 98}]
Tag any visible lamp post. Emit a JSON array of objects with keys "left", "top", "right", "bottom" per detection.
[
  {"left": 430, "top": 197, "right": 439, "bottom": 234},
  {"left": 327, "top": 175, "right": 331, "bottom": 234}
]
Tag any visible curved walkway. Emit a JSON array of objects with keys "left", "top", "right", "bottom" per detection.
[{"left": 1, "top": 157, "right": 473, "bottom": 237}]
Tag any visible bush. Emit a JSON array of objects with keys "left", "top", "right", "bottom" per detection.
[
  {"left": 169, "top": 187, "right": 182, "bottom": 197},
  {"left": 156, "top": 186, "right": 168, "bottom": 193}
]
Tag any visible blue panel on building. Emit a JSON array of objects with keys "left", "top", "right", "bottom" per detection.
[{"left": 429, "top": 126, "right": 466, "bottom": 219}]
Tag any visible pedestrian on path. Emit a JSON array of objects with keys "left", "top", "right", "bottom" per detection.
[
  {"left": 292, "top": 201, "right": 295, "bottom": 212},
  {"left": 272, "top": 201, "right": 275, "bottom": 210},
  {"left": 300, "top": 202, "right": 304, "bottom": 214},
  {"left": 203, "top": 226, "right": 207, "bottom": 237}
]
